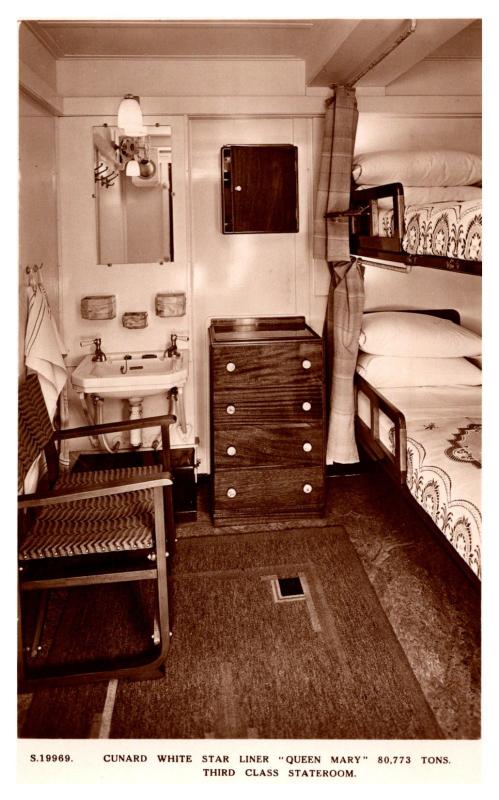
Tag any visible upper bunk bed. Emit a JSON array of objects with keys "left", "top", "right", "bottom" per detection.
[{"left": 328, "top": 149, "right": 482, "bottom": 276}]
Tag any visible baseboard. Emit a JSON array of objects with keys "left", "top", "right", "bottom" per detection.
[{"left": 326, "top": 459, "right": 373, "bottom": 477}]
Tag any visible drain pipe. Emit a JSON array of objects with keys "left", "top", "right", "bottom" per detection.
[
  {"left": 77, "top": 392, "right": 120, "bottom": 453},
  {"left": 77, "top": 392, "right": 100, "bottom": 450},
  {"left": 94, "top": 396, "right": 121, "bottom": 453},
  {"left": 167, "top": 386, "right": 187, "bottom": 435}
]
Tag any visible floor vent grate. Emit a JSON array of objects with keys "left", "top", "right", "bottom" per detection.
[{"left": 269, "top": 576, "right": 306, "bottom": 603}]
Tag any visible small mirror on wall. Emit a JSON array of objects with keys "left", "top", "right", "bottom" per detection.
[{"left": 94, "top": 125, "right": 174, "bottom": 265}]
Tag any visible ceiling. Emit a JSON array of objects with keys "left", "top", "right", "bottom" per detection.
[{"left": 26, "top": 18, "right": 481, "bottom": 88}]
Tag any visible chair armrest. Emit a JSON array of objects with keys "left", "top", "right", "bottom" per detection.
[
  {"left": 18, "top": 473, "right": 173, "bottom": 510},
  {"left": 53, "top": 413, "right": 176, "bottom": 441}
]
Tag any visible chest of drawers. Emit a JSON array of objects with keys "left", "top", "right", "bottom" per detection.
[{"left": 209, "top": 316, "right": 326, "bottom": 525}]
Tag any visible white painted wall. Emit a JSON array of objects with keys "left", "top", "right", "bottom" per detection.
[
  {"left": 19, "top": 92, "right": 59, "bottom": 377},
  {"left": 57, "top": 58, "right": 305, "bottom": 99},
  {"left": 355, "top": 113, "right": 482, "bottom": 156}
]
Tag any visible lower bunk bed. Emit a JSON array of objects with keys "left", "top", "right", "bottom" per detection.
[{"left": 353, "top": 309, "right": 482, "bottom": 582}]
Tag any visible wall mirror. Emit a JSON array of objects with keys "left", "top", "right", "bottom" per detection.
[{"left": 94, "top": 125, "right": 174, "bottom": 265}]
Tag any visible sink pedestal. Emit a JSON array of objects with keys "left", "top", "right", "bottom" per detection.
[{"left": 128, "top": 398, "right": 144, "bottom": 447}]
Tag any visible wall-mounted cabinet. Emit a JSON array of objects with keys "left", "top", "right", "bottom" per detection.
[{"left": 221, "top": 144, "right": 298, "bottom": 234}]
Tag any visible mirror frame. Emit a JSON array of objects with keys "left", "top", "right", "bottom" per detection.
[{"left": 94, "top": 124, "right": 174, "bottom": 266}]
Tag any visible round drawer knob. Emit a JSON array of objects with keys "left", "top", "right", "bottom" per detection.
[
  {"left": 234, "top": 185, "right": 242, "bottom": 192},
  {"left": 227, "top": 487, "right": 237, "bottom": 498},
  {"left": 303, "top": 483, "right": 313, "bottom": 494},
  {"left": 226, "top": 362, "right": 236, "bottom": 372},
  {"left": 226, "top": 404, "right": 236, "bottom": 415},
  {"left": 302, "top": 359, "right": 312, "bottom": 370},
  {"left": 302, "top": 401, "right": 312, "bottom": 412},
  {"left": 227, "top": 446, "right": 237, "bottom": 457},
  {"left": 303, "top": 442, "right": 312, "bottom": 453}
]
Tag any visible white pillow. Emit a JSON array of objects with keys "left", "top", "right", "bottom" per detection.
[
  {"left": 352, "top": 150, "right": 481, "bottom": 187},
  {"left": 356, "top": 353, "right": 482, "bottom": 388},
  {"left": 359, "top": 312, "right": 482, "bottom": 358}
]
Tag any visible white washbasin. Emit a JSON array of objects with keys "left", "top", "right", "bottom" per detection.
[{"left": 72, "top": 350, "right": 188, "bottom": 399}]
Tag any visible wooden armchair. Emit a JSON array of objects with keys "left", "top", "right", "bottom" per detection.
[{"left": 18, "top": 374, "right": 176, "bottom": 690}]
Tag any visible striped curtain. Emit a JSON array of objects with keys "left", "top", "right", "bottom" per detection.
[{"left": 314, "top": 86, "right": 364, "bottom": 464}]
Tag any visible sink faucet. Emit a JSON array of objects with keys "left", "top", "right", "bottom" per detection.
[
  {"left": 92, "top": 337, "right": 107, "bottom": 362},
  {"left": 165, "top": 333, "right": 189, "bottom": 358},
  {"left": 80, "top": 336, "right": 107, "bottom": 361}
]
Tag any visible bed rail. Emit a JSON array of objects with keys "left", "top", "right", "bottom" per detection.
[{"left": 354, "top": 373, "right": 407, "bottom": 485}]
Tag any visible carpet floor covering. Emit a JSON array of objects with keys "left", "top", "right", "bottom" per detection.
[
  {"left": 18, "top": 471, "right": 480, "bottom": 740},
  {"left": 20, "top": 524, "right": 442, "bottom": 739}
]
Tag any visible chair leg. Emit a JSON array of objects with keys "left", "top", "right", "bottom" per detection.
[
  {"left": 18, "top": 588, "right": 49, "bottom": 687},
  {"left": 153, "top": 486, "right": 171, "bottom": 658},
  {"left": 29, "top": 590, "right": 49, "bottom": 658},
  {"left": 17, "top": 589, "right": 27, "bottom": 687},
  {"left": 163, "top": 483, "right": 177, "bottom": 555},
  {"left": 152, "top": 615, "right": 160, "bottom": 645}
]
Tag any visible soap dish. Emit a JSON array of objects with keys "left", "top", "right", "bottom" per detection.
[
  {"left": 81, "top": 295, "right": 116, "bottom": 320},
  {"left": 155, "top": 292, "right": 186, "bottom": 317},
  {"left": 122, "top": 311, "right": 148, "bottom": 329}
]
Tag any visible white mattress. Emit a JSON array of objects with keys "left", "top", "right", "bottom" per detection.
[{"left": 357, "top": 385, "right": 481, "bottom": 577}]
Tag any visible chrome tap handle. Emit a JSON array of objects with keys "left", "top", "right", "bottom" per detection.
[{"left": 164, "top": 332, "right": 189, "bottom": 358}]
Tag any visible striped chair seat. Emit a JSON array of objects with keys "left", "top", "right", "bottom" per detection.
[
  {"left": 19, "top": 515, "right": 154, "bottom": 559},
  {"left": 20, "top": 465, "right": 163, "bottom": 560},
  {"left": 37, "top": 465, "right": 162, "bottom": 521}
]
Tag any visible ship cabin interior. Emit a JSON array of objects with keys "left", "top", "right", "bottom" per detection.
[{"left": 17, "top": 17, "right": 482, "bottom": 747}]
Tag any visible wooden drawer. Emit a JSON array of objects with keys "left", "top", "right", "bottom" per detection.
[
  {"left": 211, "top": 341, "right": 323, "bottom": 389},
  {"left": 214, "top": 424, "right": 323, "bottom": 468},
  {"left": 212, "top": 385, "right": 323, "bottom": 425},
  {"left": 214, "top": 466, "right": 324, "bottom": 517}
]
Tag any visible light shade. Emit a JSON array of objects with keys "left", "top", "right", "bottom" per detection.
[
  {"left": 118, "top": 94, "right": 146, "bottom": 137},
  {"left": 125, "top": 159, "right": 141, "bottom": 177}
]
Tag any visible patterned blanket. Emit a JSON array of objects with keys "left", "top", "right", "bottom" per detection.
[
  {"left": 405, "top": 418, "right": 481, "bottom": 578},
  {"left": 379, "top": 199, "right": 482, "bottom": 261}
]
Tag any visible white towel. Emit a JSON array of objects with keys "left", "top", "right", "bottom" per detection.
[{"left": 25, "top": 285, "right": 68, "bottom": 420}]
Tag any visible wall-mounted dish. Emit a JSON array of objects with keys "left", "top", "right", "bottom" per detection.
[
  {"left": 81, "top": 295, "right": 116, "bottom": 320},
  {"left": 155, "top": 292, "right": 186, "bottom": 317},
  {"left": 122, "top": 311, "right": 148, "bottom": 329}
]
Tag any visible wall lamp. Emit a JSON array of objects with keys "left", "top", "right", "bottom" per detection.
[{"left": 116, "top": 94, "right": 156, "bottom": 178}]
